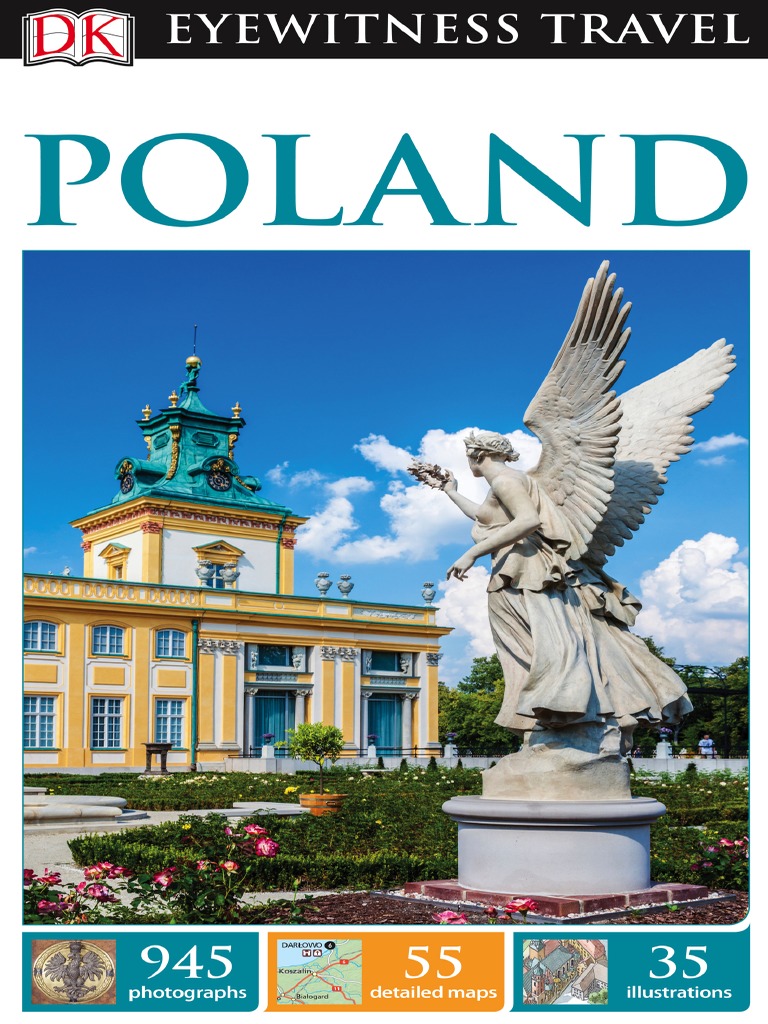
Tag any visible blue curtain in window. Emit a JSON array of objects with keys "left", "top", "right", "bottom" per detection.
[
  {"left": 252, "top": 693, "right": 295, "bottom": 757},
  {"left": 368, "top": 696, "right": 402, "bottom": 754}
]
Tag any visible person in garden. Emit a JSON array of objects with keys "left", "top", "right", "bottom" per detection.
[{"left": 698, "top": 734, "right": 716, "bottom": 758}]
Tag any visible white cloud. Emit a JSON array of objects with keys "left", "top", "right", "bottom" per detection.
[
  {"left": 695, "top": 433, "right": 748, "bottom": 454},
  {"left": 266, "top": 461, "right": 289, "bottom": 485},
  {"left": 634, "top": 532, "right": 748, "bottom": 664},
  {"left": 355, "top": 434, "right": 413, "bottom": 473},
  {"left": 697, "top": 455, "right": 728, "bottom": 467},
  {"left": 294, "top": 495, "right": 360, "bottom": 556},
  {"left": 266, "top": 461, "right": 326, "bottom": 488},
  {"left": 327, "top": 476, "right": 374, "bottom": 498},
  {"left": 436, "top": 566, "right": 495, "bottom": 661},
  {"left": 300, "top": 426, "right": 542, "bottom": 564},
  {"left": 23, "top": 546, "right": 37, "bottom": 557}
]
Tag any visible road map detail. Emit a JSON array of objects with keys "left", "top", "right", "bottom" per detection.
[{"left": 276, "top": 939, "right": 363, "bottom": 1006}]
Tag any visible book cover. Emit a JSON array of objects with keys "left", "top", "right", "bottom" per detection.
[{"left": 2, "top": 3, "right": 761, "bottom": 1020}]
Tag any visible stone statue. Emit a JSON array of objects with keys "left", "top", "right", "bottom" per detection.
[{"left": 410, "top": 261, "right": 735, "bottom": 801}]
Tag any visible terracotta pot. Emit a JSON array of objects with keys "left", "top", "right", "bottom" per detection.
[{"left": 299, "top": 793, "right": 347, "bottom": 816}]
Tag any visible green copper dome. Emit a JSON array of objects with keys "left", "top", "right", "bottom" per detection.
[{"left": 97, "top": 357, "right": 293, "bottom": 515}]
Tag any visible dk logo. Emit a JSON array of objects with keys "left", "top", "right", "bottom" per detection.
[{"left": 23, "top": 8, "right": 134, "bottom": 66}]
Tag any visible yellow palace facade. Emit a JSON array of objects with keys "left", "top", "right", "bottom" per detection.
[{"left": 23, "top": 357, "right": 448, "bottom": 772}]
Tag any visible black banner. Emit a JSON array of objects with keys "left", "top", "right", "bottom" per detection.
[{"left": 4, "top": 3, "right": 766, "bottom": 60}]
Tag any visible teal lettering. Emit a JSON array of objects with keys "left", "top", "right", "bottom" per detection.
[
  {"left": 349, "top": 133, "right": 466, "bottom": 225},
  {"left": 624, "top": 134, "right": 748, "bottom": 225},
  {"left": 121, "top": 133, "right": 248, "bottom": 226},
  {"left": 483, "top": 133, "right": 601, "bottom": 226},
  {"left": 27, "top": 134, "right": 111, "bottom": 226},
  {"left": 265, "top": 134, "right": 343, "bottom": 225}
]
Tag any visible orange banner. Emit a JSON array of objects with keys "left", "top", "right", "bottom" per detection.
[{"left": 268, "top": 930, "right": 505, "bottom": 1012}]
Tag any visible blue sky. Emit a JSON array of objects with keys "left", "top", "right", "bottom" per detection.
[{"left": 23, "top": 250, "right": 749, "bottom": 680}]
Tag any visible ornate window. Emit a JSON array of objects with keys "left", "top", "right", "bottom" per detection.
[
  {"left": 246, "top": 644, "right": 306, "bottom": 673},
  {"left": 24, "top": 696, "right": 55, "bottom": 748},
  {"left": 155, "top": 629, "right": 186, "bottom": 659},
  {"left": 98, "top": 542, "right": 131, "bottom": 581},
  {"left": 24, "top": 621, "right": 58, "bottom": 652},
  {"left": 91, "top": 697, "right": 123, "bottom": 748},
  {"left": 92, "top": 625, "right": 125, "bottom": 656},
  {"left": 193, "top": 540, "right": 244, "bottom": 590},
  {"left": 363, "top": 650, "right": 415, "bottom": 675},
  {"left": 155, "top": 699, "right": 184, "bottom": 747}
]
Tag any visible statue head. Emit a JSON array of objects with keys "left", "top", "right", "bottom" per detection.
[{"left": 464, "top": 431, "right": 520, "bottom": 465}]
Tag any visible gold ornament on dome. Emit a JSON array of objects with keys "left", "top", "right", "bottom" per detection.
[
  {"left": 168, "top": 390, "right": 179, "bottom": 408},
  {"left": 228, "top": 432, "right": 238, "bottom": 460},
  {"left": 166, "top": 424, "right": 181, "bottom": 479},
  {"left": 141, "top": 404, "right": 152, "bottom": 420},
  {"left": 232, "top": 402, "right": 242, "bottom": 418}
]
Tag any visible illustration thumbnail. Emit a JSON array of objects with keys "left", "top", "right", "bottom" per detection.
[{"left": 522, "top": 939, "right": 607, "bottom": 1006}]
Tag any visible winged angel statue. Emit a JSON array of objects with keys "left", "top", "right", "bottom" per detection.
[{"left": 410, "top": 262, "right": 735, "bottom": 799}]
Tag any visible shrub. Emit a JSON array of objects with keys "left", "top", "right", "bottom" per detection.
[{"left": 286, "top": 724, "right": 344, "bottom": 794}]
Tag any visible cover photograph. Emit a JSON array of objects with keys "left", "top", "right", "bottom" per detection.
[{"left": 2, "top": 3, "right": 762, "bottom": 1020}]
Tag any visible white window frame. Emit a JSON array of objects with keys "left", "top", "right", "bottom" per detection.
[
  {"left": 24, "top": 621, "right": 58, "bottom": 652},
  {"left": 92, "top": 625, "right": 125, "bottom": 656},
  {"left": 24, "top": 695, "right": 55, "bottom": 748},
  {"left": 91, "top": 697, "right": 123, "bottom": 748},
  {"left": 155, "top": 629, "right": 186, "bottom": 659},
  {"left": 155, "top": 698, "right": 184, "bottom": 747}
]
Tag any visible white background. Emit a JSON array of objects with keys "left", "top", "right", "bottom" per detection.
[{"left": 2, "top": 54, "right": 764, "bottom": 1022}]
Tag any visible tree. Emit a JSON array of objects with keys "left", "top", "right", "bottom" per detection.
[
  {"left": 439, "top": 655, "right": 520, "bottom": 754},
  {"left": 457, "top": 654, "right": 503, "bottom": 693},
  {"left": 632, "top": 639, "right": 748, "bottom": 757},
  {"left": 677, "top": 657, "right": 748, "bottom": 757},
  {"left": 287, "top": 723, "right": 344, "bottom": 793}
]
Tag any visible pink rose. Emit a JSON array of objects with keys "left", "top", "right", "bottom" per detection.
[
  {"left": 87, "top": 884, "right": 118, "bottom": 903},
  {"left": 432, "top": 910, "right": 468, "bottom": 924},
  {"left": 38, "top": 871, "right": 62, "bottom": 886},
  {"left": 243, "top": 824, "right": 268, "bottom": 835},
  {"left": 254, "top": 837, "right": 279, "bottom": 858},
  {"left": 219, "top": 860, "right": 240, "bottom": 873},
  {"left": 36, "top": 899, "right": 64, "bottom": 916},
  {"left": 83, "top": 865, "right": 108, "bottom": 880},
  {"left": 153, "top": 869, "right": 177, "bottom": 889}
]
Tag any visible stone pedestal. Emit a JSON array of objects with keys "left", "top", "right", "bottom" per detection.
[
  {"left": 142, "top": 742, "right": 173, "bottom": 774},
  {"left": 655, "top": 740, "right": 673, "bottom": 759},
  {"left": 442, "top": 795, "right": 666, "bottom": 896}
]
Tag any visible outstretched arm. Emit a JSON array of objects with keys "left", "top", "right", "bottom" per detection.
[
  {"left": 446, "top": 474, "right": 541, "bottom": 580},
  {"left": 442, "top": 471, "right": 482, "bottom": 521},
  {"left": 407, "top": 462, "right": 480, "bottom": 521}
]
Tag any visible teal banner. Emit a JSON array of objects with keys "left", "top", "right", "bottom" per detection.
[
  {"left": 515, "top": 929, "right": 748, "bottom": 1011},
  {"left": 24, "top": 932, "right": 259, "bottom": 1012}
]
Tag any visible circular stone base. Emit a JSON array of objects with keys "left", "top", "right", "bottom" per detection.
[{"left": 442, "top": 796, "right": 666, "bottom": 896}]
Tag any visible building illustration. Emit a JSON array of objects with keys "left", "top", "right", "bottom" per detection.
[
  {"left": 24, "top": 358, "right": 448, "bottom": 772},
  {"left": 522, "top": 939, "right": 608, "bottom": 1006}
]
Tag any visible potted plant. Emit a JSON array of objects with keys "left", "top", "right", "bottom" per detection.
[
  {"left": 288, "top": 723, "right": 347, "bottom": 815},
  {"left": 262, "top": 732, "right": 275, "bottom": 758}
]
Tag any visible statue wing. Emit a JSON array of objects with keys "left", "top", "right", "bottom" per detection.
[
  {"left": 584, "top": 338, "right": 736, "bottom": 567},
  {"left": 524, "top": 261, "right": 631, "bottom": 560}
]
